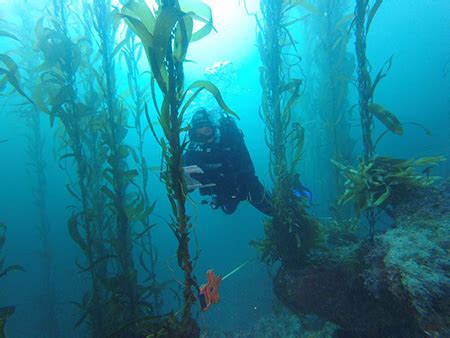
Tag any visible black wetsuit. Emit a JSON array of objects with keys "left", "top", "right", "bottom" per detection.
[{"left": 183, "top": 115, "right": 272, "bottom": 216}]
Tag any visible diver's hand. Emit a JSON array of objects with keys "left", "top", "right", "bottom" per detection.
[{"left": 183, "top": 165, "right": 216, "bottom": 191}]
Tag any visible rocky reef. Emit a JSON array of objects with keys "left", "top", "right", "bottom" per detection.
[
  {"left": 208, "top": 307, "right": 336, "bottom": 338},
  {"left": 274, "top": 180, "right": 450, "bottom": 337}
]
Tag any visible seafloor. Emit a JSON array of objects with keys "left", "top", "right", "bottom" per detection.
[{"left": 208, "top": 307, "right": 337, "bottom": 338}]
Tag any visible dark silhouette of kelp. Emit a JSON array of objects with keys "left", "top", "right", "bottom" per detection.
[
  {"left": 21, "top": 3, "right": 61, "bottom": 334},
  {"left": 1, "top": 7, "right": 59, "bottom": 335},
  {"left": 304, "top": 0, "right": 355, "bottom": 219},
  {"left": 0, "top": 223, "right": 24, "bottom": 336}
]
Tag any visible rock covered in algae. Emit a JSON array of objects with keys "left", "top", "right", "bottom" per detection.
[
  {"left": 364, "top": 179, "right": 450, "bottom": 336},
  {"left": 274, "top": 180, "right": 450, "bottom": 337}
]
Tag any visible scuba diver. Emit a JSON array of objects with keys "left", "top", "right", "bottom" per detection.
[{"left": 183, "top": 108, "right": 273, "bottom": 216}]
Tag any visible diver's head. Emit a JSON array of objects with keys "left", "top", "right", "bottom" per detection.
[{"left": 189, "top": 108, "right": 217, "bottom": 144}]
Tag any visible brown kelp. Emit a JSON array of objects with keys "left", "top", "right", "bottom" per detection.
[
  {"left": 333, "top": 156, "right": 446, "bottom": 216},
  {"left": 3, "top": 0, "right": 162, "bottom": 334},
  {"left": 12, "top": 0, "right": 139, "bottom": 334},
  {"left": 121, "top": 0, "right": 234, "bottom": 334},
  {"left": 30, "top": 2, "right": 111, "bottom": 335},
  {"left": 252, "top": 0, "right": 318, "bottom": 267},
  {"left": 91, "top": 0, "right": 143, "bottom": 333},
  {"left": 304, "top": 0, "right": 355, "bottom": 218},
  {"left": 353, "top": 0, "right": 401, "bottom": 161},
  {"left": 119, "top": 26, "right": 162, "bottom": 314},
  {"left": 333, "top": 0, "right": 447, "bottom": 239},
  {"left": 0, "top": 35, "right": 33, "bottom": 105}
]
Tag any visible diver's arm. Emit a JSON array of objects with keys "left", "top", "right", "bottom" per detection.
[
  {"left": 247, "top": 175, "right": 273, "bottom": 216},
  {"left": 234, "top": 131, "right": 255, "bottom": 176},
  {"left": 182, "top": 143, "right": 194, "bottom": 166}
]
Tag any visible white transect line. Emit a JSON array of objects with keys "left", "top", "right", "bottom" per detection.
[{"left": 222, "top": 258, "right": 254, "bottom": 281}]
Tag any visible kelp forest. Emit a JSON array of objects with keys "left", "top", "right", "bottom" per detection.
[{"left": 0, "top": 0, "right": 448, "bottom": 337}]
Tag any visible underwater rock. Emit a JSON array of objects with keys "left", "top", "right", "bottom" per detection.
[
  {"left": 274, "top": 261, "right": 423, "bottom": 337},
  {"left": 274, "top": 180, "right": 450, "bottom": 337},
  {"left": 365, "top": 179, "right": 450, "bottom": 336},
  {"left": 207, "top": 306, "right": 336, "bottom": 337}
]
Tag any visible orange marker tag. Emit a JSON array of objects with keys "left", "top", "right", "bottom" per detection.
[{"left": 199, "top": 269, "right": 222, "bottom": 311}]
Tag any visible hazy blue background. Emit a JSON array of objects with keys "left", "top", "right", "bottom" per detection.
[{"left": 0, "top": 0, "right": 449, "bottom": 336}]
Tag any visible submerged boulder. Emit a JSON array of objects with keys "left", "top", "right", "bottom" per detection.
[
  {"left": 208, "top": 307, "right": 337, "bottom": 338},
  {"left": 274, "top": 180, "right": 450, "bottom": 337}
]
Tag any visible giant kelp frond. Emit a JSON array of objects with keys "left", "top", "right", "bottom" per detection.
[
  {"left": 333, "top": 156, "right": 446, "bottom": 214},
  {"left": 31, "top": 15, "right": 86, "bottom": 127},
  {"left": 121, "top": 0, "right": 215, "bottom": 96},
  {"left": 369, "top": 103, "right": 403, "bottom": 143},
  {"left": 283, "top": 0, "right": 321, "bottom": 15},
  {"left": 254, "top": 0, "right": 320, "bottom": 268},
  {"left": 0, "top": 53, "right": 34, "bottom": 104},
  {"left": 366, "top": 0, "right": 383, "bottom": 33},
  {"left": 122, "top": 0, "right": 232, "bottom": 334},
  {"left": 0, "top": 30, "right": 23, "bottom": 44}
]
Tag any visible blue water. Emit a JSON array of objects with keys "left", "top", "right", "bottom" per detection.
[{"left": 0, "top": 0, "right": 449, "bottom": 337}]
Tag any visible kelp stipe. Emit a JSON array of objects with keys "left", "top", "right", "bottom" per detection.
[
  {"left": 121, "top": 0, "right": 234, "bottom": 334},
  {"left": 351, "top": 0, "right": 381, "bottom": 239},
  {"left": 303, "top": 0, "right": 355, "bottom": 219},
  {"left": 251, "top": 0, "right": 319, "bottom": 267},
  {"left": 29, "top": 1, "right": 111, "bottom": 335},
  {"left": 90, "top": 0, "right": 150, "bottom": 335},
  {"left": 120, "top": 27, "right": 162, "bottom": 314}
]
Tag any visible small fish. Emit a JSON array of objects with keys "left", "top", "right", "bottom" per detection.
[{"left": 0, "top": 139, "right": 7, "bottom": 144}]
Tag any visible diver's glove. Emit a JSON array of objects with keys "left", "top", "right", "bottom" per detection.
[{"left": 292, "top": 184, "right": 313, "bottom": 204}]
